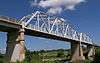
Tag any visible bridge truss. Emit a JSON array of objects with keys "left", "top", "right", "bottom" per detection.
[{"left": 19, "top": 11, "right": 93, "bottom": 44}]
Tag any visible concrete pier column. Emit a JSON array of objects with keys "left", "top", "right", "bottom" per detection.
[
  {"left": 70, "top": 42, "right": 85, "bottom": 63},
  {"left": 5, "top": 28, "right": 25, "bottom": 62},
  {"left": 87, "top": 45, "right": 95, "bottom": 60}
]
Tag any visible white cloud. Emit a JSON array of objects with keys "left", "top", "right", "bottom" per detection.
[
  {"left": 31, "top": 0, "right": 86, "bottom": 14},
  {"left": 47, "top": 7, "right": 62, "bottom": 14}
]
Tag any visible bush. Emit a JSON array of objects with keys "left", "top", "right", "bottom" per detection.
[
  {"left": 84, "top": 59, "right": 92, "bottom": 63},
  {"left": 93, "top": 48, "right": 100, "bottom": 63}
]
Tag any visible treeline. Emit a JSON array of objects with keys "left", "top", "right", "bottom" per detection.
[
  {"left": 28, "top": 49, "right": 70, "bottom": 53},
  {"left": 24, "top": 49, "right": 70, "bottom": 63},
  {"left": 0, "top": 48, "right": 100, "bottom": 63}
]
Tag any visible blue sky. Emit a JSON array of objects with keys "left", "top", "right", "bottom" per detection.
[{"left": 0, "top": 0, "right": 100, "bottom": 51}]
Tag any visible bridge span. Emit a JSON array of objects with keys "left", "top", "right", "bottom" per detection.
[{"left": 0, "top": 11, "right": 99, "bottom": 62}]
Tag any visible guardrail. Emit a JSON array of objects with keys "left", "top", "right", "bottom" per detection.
[{"left": 0, "top": 16, "right": 20, "bottom": 23}]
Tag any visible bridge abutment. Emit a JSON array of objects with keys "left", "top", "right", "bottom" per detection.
[
  {"left": 70, "top": 42, "right": 85, "bottom": 63},
  {"left": 5, "top": 28, "right": 25, "bottom": 62}
]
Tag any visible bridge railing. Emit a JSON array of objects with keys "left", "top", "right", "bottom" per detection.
[{"left": 0, "top": 16, "right": 20, "bottom": 24}]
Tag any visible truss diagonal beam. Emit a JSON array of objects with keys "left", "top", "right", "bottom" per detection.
[{"left": 20, "top": 11, "right": 93, "bottom": 45}]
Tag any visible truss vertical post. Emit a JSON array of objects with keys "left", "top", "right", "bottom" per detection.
[
  {"left": 62, "top": 22, "right": 65, "bottom": 36},
  {"left": 37, "top": 13, "right": 40, "bottom": 30},
  {"left": 48, "top": 17, "right": 50, "bottom": 33},
  {"left": 64, "top": 24, "right": 69, "bottom": 37}
]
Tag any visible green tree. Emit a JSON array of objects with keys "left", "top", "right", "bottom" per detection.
[
  {"left": 93, "top": 48, "right": 100, "bottom": 63},
  {"left": 57, "top": 51, "right": 64, "bottom": 57},
  {"left": 25, "top": 50, "right": 33, "bottom": 62}
]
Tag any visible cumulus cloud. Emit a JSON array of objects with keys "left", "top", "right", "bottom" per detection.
[
  {"left": 31, "top": 0, "right": 86, "bottom": 14},
  {"left": 47, "top": 7, "right": 62, "bottom": 14}
]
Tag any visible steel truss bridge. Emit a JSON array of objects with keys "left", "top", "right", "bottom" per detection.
[
  {"left": 0, "top": 11, "right": 99, "bottom": 62},
  {"left": 1, "top": 11, "right": 93, "bottom": 44}
]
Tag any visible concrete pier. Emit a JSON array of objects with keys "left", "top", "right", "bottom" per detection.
[
  {"left": 87, "top": 45, "right": 95, "bottom": 60},
  {"left": 71, "top": 42, "right": 85, "bottom": 63},
  {"left": 5, "top": 28, "right": 25, "bottom": 62}
]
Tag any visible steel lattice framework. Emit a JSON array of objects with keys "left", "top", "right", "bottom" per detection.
[{"left": 19, "top": 11, "right": 93, "bottom": 44}]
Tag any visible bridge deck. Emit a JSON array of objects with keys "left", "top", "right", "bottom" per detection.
[
  {"left": 0, "top": 18, "right": 21, "bottom": 32},
  {"left": 0, "top": 16, "right": 96, "bottom": 46}
]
